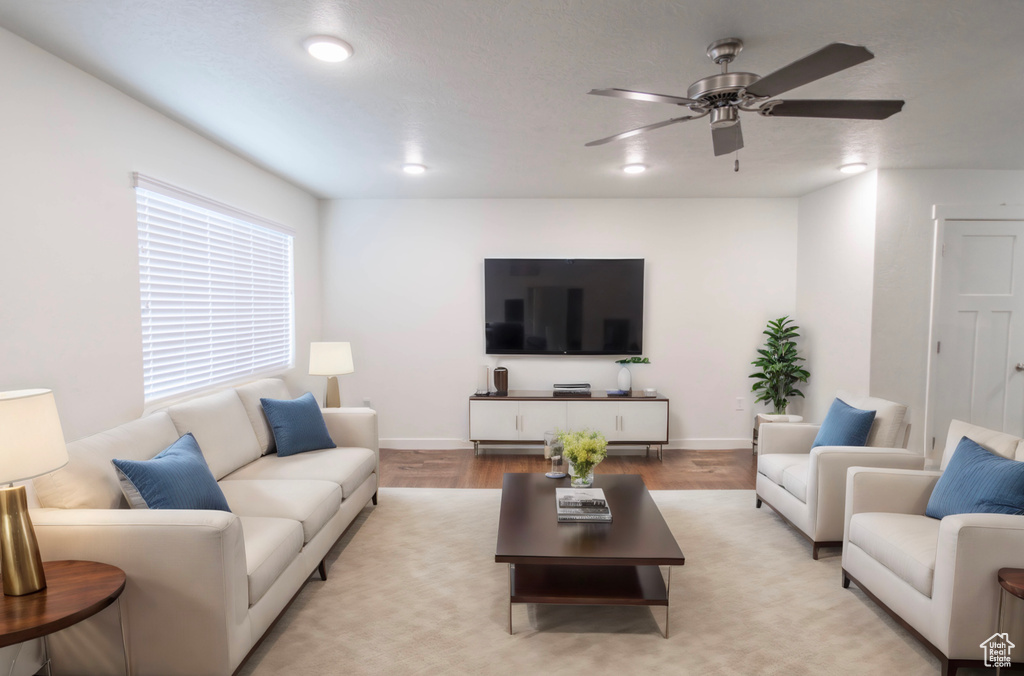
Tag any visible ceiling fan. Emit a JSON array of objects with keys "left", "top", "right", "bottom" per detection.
[{"left": 586, "top": 38, "right": 904, "bottom": 157}]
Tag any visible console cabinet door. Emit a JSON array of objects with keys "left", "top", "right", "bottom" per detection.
[
  {"left": 469, "top": 400, "right": 519, "bottom": 441},
  {"left": 617, "top": 401, "right": 669, "bottom": 442},
  {"left": 517, "top": 401, "right": 567, "bottom": 441},
  {"left": 565, "top": 401, "right": 618, "bottom": 438}
]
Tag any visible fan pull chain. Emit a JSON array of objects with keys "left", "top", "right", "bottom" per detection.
[{"left": 734, "top": 152, "right": 740, "bottom": 173}]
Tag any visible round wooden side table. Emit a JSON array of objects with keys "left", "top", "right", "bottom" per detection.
[
  {"left": 997, "top": 568, "right": 1024, "bottom": 675},
  {"left": 0, "top": 560, "right": 128, "bottom": 675}
]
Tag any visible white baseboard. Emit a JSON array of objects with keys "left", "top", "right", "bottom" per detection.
[{"left": 380, "top": 438, "right": 753, "bottom": 451}]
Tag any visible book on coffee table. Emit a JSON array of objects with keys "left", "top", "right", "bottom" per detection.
[{"left": 556, "top": 488, "right": 607, "bottom": 507}]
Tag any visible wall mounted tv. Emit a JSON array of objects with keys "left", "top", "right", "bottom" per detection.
[{"left": 484, "top": 258, "right": 644, "bottom": 355}]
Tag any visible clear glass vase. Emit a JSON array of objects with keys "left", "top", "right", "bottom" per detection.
[{"left": 568, "top": 461, "right": 595, "bottom": 488}]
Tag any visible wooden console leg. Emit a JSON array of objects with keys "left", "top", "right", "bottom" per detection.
[
  {"left": 372, "top": 491, "right": 378, "bottom": 505},
  {"left": 318, "top": 558, "right": 328, "bottom": 581}
]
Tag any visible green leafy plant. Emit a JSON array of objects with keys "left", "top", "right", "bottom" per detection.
[
  {"left": 749, "top": 316, "right": 810, "bottom": 414},
  {"left": 557, "top": 429, "right": 608, "bottom": 482},
  {"left": 614, "top": 357, "right": 650, "bottom": 364}
]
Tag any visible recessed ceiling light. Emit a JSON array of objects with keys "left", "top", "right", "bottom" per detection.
[
  {"left": 623, "top": 164, "right": 647, "bottom": 174},
  {"left": 402, "top": 164, "right": 427, "bottom": 175},
  {"left": 839, "top": 162, "right": 868, "bottom": 174},
  {"left": 303, "top": 36, "right": 353, "bottom": 63}
]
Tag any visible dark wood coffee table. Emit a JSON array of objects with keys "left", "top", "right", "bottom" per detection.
[{"left": 495, "top": 473, "right": 684, "bottom": 637}]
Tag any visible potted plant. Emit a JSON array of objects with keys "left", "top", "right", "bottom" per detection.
[
  {"left": 614, "top": 356, "right": 650, "bottom": 391},
  {"left": 557, "top": 429, "right": 608, "bottom": 487},
  {"left": 749, "top": 316, "right": 809, "bottom": 414}
]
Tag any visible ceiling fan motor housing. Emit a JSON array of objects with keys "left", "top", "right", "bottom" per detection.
[{"left": 686, "top": 71, "right": 761, "bottom": 110}]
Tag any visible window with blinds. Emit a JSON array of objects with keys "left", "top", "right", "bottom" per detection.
[{"left": 134, "top": 174, "right": 295, "bottom": 403}]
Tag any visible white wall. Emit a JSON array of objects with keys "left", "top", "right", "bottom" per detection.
[
  {"left": 321, "top": 198, "right": 797, "bottom": 449},
  {"left": 795, "top": 172, "right": 878, "bottom": 421},
  {"left": 0, "top": 27, "right": 322, "bottom": 441},
  {"left": 872, "top": 169, "right": 1024, "bottom": 463}
]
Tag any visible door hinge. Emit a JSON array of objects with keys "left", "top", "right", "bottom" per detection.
[
  {"left": 937, "top": 341, "right": 941, "bottom": 354},
  {"left": 932, "top": 436, "right": 936, "bottom": 450}
]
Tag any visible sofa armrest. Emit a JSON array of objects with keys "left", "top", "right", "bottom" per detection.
[
  {"left": 843, "top": 467, "right": 941, "bottom": 548},
  {"left": 809, "top": 448, "right": 926, "bottom": 541},
  {"left": 322, "top": 407, "right": 379, "bottom": 468},
  {"left": 932, "top": 513, "right": 1024, "bottom": 659},
  {"left": 758, "top": 423, "right": 820, "bottom": 455},
  {"left": 32, "top": 508, "right": 249, "bottom": 676}
]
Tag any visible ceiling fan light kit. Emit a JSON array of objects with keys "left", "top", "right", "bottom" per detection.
[
  {"left": 623, "top": 163, "right": 647, "bottom": 174},
  {"left": 402, "top": 163, "right": 427, "bottom": 175},
  {"left": 587, "top": 38, "right": 905, "bottom": 159},
  {"left": 839, "top": 162, "right": 868, "bottom": 174}
]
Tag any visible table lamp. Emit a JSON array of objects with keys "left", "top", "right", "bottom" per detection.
[
  {"left": 309, "top": 342, "right": 354, "bottom": 408},
  {"left": 0, "top": 389, "right": 69, "bottom": 595}
]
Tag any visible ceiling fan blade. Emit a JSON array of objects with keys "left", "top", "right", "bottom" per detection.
[
  {"left": 588, "top": 88, "right": 699, "bottom": 106},
  {"left": 712, "top": 121, "right": 744, "bottom": 157},
  {"left": 585, "top": 115, "right": 697, "bottom": 146},
  {"left": 745, "top": 43, "right": 874, "bottom": 98},
  {"left": 763, "top": 99, "right": 905, "bottom": 119}
]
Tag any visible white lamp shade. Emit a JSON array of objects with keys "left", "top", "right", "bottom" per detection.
[
  {"left": 0, "top": 389, "right": 69, "bottom": 483},
  {"left": 309, "top": 342, "right": 355, "bottom": 376}
]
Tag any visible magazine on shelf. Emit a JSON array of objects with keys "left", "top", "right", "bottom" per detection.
[{"left": 556, "top": 488, "right": 607, "bottom": 507}]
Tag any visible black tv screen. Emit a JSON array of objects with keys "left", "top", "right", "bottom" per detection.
[{"left": 484, "top": 258, "right": 644, "bottom": 355}]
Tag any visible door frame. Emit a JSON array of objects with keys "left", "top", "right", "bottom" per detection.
[{"left": 925, "top": 204, "right": 1024, "bottom": 462}]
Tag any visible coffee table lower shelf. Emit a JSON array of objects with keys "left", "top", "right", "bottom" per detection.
[{"left": 507, "top": 563, "right": 672, "bottom": 637}]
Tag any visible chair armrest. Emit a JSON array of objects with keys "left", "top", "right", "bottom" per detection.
[
  {"left": 322, "top": 407, "right": 379, "bottom": 469},
  {"left": 843, "top": 467, "right": 942, "bottom": 547},
  {"left": 932, "top": 513, "right": 1024, "bottom": 659},
  {"left": 758, "top": 423, "right": 820, "bottom": 455},
  {"left": 32, "top": 508, "right": 249, "bottom": 676},
  {"left": 809, "top": 448, "right": 926, "bottom": 541}
]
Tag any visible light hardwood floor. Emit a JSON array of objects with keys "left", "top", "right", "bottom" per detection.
[{"left": 378, "top": 447, "right": 757, "bottom": 490}]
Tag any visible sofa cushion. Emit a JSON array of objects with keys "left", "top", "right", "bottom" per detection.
[
  {"left": 758, "top": 453, "right": 807, "bottom": 486},
  {"left": 812, "top": 398, "right": 875, "bottom": 449},
  {"left": 837, "top": 391, "right": 908, "bottom": 448},
  {"left": 112, "top": 433, "right": 231, "bottom": 512},
  {"left": 238, "top": 516, "right": 303, "bottom": 607},
  {"left": 34, "top": 412, "right": 181, "bottom": 510},
  {"left": 942, "top": 419, "right": 1023, "bottom": 470},
  {"left": 260, "top": 393, "right": 336, "bottom": 457},
  {"left": 219, "top": 480, "right": 341, "bottom": 543},
  {"left": 166, "top": 389, "right": 262, "bottom": 480},
  {"left": 848, "top": 512, "right": 940, "bottom": 597},
  {"left": 235, "top": 378, "right": 292, "bottom": 455},
  {"left": 223, "top": 447, "right": 376, "bottom": 499},
  {"left": 926, "top": 437, "right": 1024, "bottom": 519},
  {"left": 781, "top": 459, "right": 809, "bottom": 503}
]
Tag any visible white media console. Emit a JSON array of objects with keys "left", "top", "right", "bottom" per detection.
[{"left": 469, "top": 390, "right": 669, "bottom": 459}]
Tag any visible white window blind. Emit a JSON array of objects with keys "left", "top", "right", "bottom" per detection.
[{"left": 134, "top": 174, "right": 295, "bottom": 402}]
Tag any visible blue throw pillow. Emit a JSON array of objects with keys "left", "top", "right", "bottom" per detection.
[
  {"left": 926, "top": 436, "right": 1024, "bottom": 519},
  {"left": 260, "top": 392, "right": 337, "bottom": 457},
  {"left": 812, "top": 398, "right": 876, "bottom": 448},
  {"left": 111, "top": 433, "right": 230, "bottom": 511}
]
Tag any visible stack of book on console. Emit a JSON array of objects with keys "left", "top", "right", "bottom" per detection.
[
  {"left": 553, "top": 383, "right": 591, "bottom": 397},
  {"left": 556, "top": 487, "right": 612, "bottom": 522}
]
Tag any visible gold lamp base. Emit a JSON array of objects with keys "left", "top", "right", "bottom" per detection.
[
  {"left": 324, "top": 376, "right": 341, "bottom": 408},
  {"left": 0, "top": 484, "right": 47, "bottom": 596}
]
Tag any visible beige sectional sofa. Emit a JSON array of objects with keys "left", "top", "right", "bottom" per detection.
[{"left": 28, "top": 378, "right": 378, "bottom": 676}]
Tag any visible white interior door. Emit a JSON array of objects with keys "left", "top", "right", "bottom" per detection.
[{"left": 933, "top": 220, "right": 1024, "bottom": 443}]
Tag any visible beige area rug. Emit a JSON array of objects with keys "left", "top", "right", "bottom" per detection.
[{"left": 238, "top": 488, "right": 948, "bottom": 676}]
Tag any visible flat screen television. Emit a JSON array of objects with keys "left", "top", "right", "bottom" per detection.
[{"left": 484, "top": 258, "right": 644, "bottom": 355}]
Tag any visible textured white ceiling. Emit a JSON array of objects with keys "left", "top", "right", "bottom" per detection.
[{"left": 1, "top": 0, "right": 1022, "bottom": 198}]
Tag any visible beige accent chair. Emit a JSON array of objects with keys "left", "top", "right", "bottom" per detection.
[
  {"left": 843, "top": 420, "right": 1024, "bottom": 676},
  {"left": 755, "top": 392, "right": 923, "bottom": 558}
]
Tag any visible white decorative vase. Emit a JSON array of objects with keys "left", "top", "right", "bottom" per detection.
[{"left": 617, "top": 366, "right": 631, "bottom": 392}]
